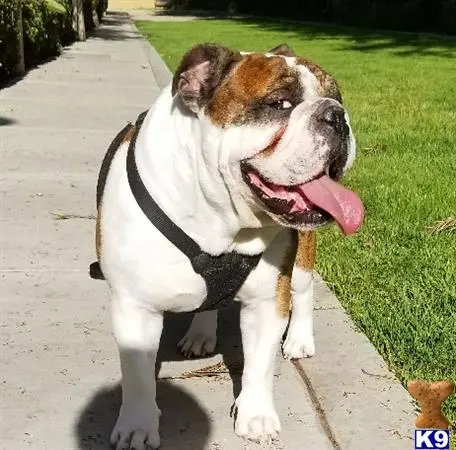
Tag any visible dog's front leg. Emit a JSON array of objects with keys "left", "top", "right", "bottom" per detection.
[
  {"left": 110, "top": 297, "right": 163, "bottom": 450},
  {"left": 235, "top": 299, "right": 288, "bottom": 443},
  {"left": 282, "top": 267, "right": 315, "bottom": 359},
  {"left": 283, "top": 231, "right": 316, "bottom": 359}
]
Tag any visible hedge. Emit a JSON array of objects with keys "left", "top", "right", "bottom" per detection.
[
  {"left": 22, "top": 0, "right": 70, "bottom": 68},
  {"left": 0, "top": 2, "right": 18, "bottom": 80},
  {"left": 0, "top": 0, "right": 107, "bottom": 84}
]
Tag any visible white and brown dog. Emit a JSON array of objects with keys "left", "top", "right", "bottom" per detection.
[{"left": 93, "top": 43, "right": 364, "bottom": 449}]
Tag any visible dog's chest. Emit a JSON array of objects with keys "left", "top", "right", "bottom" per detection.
[{"left": 100, "top": 146, "right": 209, "bottom": 312}]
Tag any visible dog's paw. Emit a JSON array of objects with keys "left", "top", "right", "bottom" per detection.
[
  {"left": 234, "top": 389, "right": 280, "bottom": 444},
  {"left": 111, "top": 402, "right": 161, "bottom": 450},
  {"left": 282, "top": 329, "right": 315, "bottom": 360},
  {"left": 178, "top": 329, "right": 216, "bottom": 357},
  {"left": 178, "top": 312, "right": 217, "bottom": 358}
]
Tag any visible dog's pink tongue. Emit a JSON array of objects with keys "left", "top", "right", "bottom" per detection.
[{"left": 298, "top": 175, "right": 364, "bottom": 235}]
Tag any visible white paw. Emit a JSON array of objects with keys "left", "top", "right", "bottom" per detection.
[
  {"left": 234, "top": 389, "right": 280, "bottom": 444},
  {"left": 111, "top": 402, "right": 161, "bottom": 450},
  {"left": 282, "top": 329, "right": 315, "bottom": 359}
]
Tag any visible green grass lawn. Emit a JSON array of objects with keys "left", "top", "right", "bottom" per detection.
[{"left": 137, "top": 18, "right": 456, "bottom": 421}]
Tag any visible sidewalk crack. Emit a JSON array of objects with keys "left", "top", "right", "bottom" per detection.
[{"left": 291, "top": 360, "right": 342, "bottom": 450}]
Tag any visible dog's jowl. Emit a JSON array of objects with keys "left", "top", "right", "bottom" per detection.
[{"left": 93, "top": 42, "right": 364, "bottom": 449}]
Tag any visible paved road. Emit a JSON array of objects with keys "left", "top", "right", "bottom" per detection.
[{"left": 0, "top": 12, "right": 415, "bottom": 450}]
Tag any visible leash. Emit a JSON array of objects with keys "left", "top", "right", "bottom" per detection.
[{"left": 91, "top": 112, "right": 262, "bottom": 312}]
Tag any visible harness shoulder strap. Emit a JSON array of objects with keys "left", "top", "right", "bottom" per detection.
[{"left": 126, "top": 115, "right": 202, "bottom": 260}]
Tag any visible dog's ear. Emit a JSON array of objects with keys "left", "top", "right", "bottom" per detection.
[
  {"left": 172, "top": 43, "right": 241, "bottom": 113},
  {"left": 322, "top": 75, "right": 342, "bottom": 103},
  {"left": 267, "top": 43, "right": 296, "bottom": 57},
  {"left": 298, "top": 56, "right": 343, "bottom": 104}
]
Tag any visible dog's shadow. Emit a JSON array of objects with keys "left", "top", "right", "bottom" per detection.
[{"left": 75, "top": 305, "right": 243, "bottom": 449}]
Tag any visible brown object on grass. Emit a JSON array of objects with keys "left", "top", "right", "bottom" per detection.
[{"left": 407, "top": 379, "right": 454, "bottom": 429}]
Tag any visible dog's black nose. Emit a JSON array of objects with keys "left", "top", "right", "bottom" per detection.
[
  {"left": 317, "top": 104, "right": 345, "bottom": 127},
  {"left": 315, "top": 101, "right": 348, "bottom": 137}
]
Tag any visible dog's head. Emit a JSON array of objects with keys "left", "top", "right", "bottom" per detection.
[{"left": 171, "top": 43, "right": 364, "bottom": 235}]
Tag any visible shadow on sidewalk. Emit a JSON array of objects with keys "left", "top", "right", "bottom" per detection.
[
  {"left": 74, "top": 305, "right": 243, "bottom": 449},
  {"left": 0, "top": 116, "right": 18, "bottom": 126},
  {"left": 75, "top": 381, "right": 211, "bottom": 449},
  {"left": 90, "top": 12, "right": 143, "bottom": 42}
]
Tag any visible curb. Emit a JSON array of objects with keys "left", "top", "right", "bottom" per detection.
[
  {"left": 129, "top": 18, "right": 172, "bottom": 89},
  {"left": 139, "top": 37, "right": 172, "bottom": 89},
  {"left": 303, "top": 275, "right": 416, "bottom": 449}
]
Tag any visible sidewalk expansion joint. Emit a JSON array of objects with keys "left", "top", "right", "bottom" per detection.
[{"left": 291, "top": 359, "right": 342, "bottom": 450}]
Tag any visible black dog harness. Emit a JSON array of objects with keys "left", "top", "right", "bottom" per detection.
[{"left": 90, "top": 112, "right": 262, "bottom": 312}]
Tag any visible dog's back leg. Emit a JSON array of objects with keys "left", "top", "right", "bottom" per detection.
[
  {"left": 282, "top": 231, "right": 316, "bottom": 360},
  {"left": 110, "top": 294, "right": 163, "bottom": 450},
  {"left": 178, "top": 310, "right": 218, "bottom": 358}
]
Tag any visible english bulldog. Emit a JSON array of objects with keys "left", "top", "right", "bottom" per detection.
[{"left": 94, "top": 43, "right": 364, "bottom": 449}]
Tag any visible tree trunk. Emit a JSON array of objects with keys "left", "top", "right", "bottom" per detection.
[
  {"left": 73, "top": 0, "right": 86, "bottom": 41},
  {"left": 13, "top": 0, "right": 25, "bottom": 75}
]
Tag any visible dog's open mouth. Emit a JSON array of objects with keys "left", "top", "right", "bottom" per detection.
[{"left": 241, "top": 162, "right": 364, "bottom": 235}]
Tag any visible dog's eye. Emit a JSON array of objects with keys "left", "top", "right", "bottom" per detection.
[{"left": 267, "top": 99, "right": 293, "bottom": 111}]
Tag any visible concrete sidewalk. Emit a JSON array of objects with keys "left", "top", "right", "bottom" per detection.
[{"left": 0, "top": 12, "right": 415, "bottom": 450}]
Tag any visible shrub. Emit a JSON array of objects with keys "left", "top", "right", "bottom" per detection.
[
  {"left": 0, "top": 0, "right": 107, "bottom": 84},
  {"left": 0, "top": 0, "right": 72, "bottom": 81},
  {"left": 22, "top": 0, "right": 68, "bottom": 68},
  {"left": 0, "top": 1, "right": 20, "bottom": 80}
]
